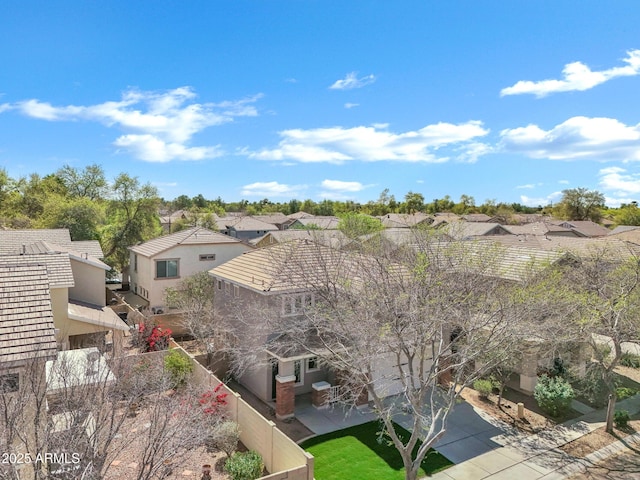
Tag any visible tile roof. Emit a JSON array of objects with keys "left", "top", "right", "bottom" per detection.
[
  {"left": 251, "top": 229, "right": 348, "bottom": 249},
  {"left": 210, "top": 240, "right": 342, "bottom": 293},
  {"left": 16, "top": 241, "right": 109, "bottom": 270},
  {"left": 0, "top": 229, "right": 71, "bottom": 254},
  {"left": 296, "top": 217, "right": 340, "bottom": 229},
  {"left": 378, "top": 213, "right": 432, "bottom": 228},
  {"left": 483, "top": 234, "right": 640, "bottom": 258},
  {"left": 223, "top": 217, "right": 280, "bottom": 232},
  {"left": 0, "top": 252, "right": 74, "bottom": 288},
  {"left": 129, "top": 227, "right": 243, "bottom": 257},
  {"left": 0, "top": 264, "right": 58, "bottom": 365},
  {"left": 0, "top": 228, "right": 103, "bottom": 258},
  {"left": 553, "top": 220, "right": 611, "bottom": 237}
]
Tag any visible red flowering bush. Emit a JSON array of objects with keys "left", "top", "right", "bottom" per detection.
[
  {"left": 134, "top": 322, "right": 172, "bottom": 352},
  {"left": 198, "top": 383, "right": 228, "bottom": 416}
]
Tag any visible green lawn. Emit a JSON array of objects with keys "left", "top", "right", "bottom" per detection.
[{"left": 301, "top": 421, "right": 452, "bottom": 480}]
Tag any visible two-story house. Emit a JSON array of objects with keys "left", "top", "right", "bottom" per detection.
[
  {"left": 128, "top": 227, "right": 253, "bottom": 309},
  {"left": 0, "top": 229, "right": 129, "bottom": 352}
]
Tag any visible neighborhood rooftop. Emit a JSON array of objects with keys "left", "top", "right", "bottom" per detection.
[
  {"left": 129, "top": 226, "right": 243, "bottom": 257},
  {"left": 0, "top": 263, "right": 58, "bottom": 365}
]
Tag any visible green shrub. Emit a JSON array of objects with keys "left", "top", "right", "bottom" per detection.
[
  {"left": 224, "top": 451, "right": 264, "bottom": 480},
  {"left": 616, "top": 386, "right": 638, "bottom": 400},
  {"left": 614, "top": 410, "right": 630, "bottom": 429},
  {"left": 473, "top": 379, "right": 494, "bottom": 399},
  {"left": 164, "top": 350, "right": 193, "bottom": 388},
  {"left": 534, "top": 375, "right": 575, "bottom": 417},
  {"left": 620, "top": 352, "right": 640, "bottom": 369}
]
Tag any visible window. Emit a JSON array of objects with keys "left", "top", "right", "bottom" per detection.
[
  {"left": 134, "top": 254, "right": 138, "bottom": 272},
  {"left": 0, "top": 373, "right": 19, "bottom": 394},
  {"left": 156, "top": 259, "right": 179, "bottom": 279},
  {"left": 294, "top": 360, "right": 303, "bottom": 386},
  {"left": 282, "top": 294, "right": 314, "bottom": 316},
  {"left": 306, "top": 357, "right": 319, "bottom": 372},
  {"left": 233, "top": 285, "right": 240, "bottom": 298},
  {"left": 199, "top": 254, "right": 216, "bottom": 261},
  {"left": 217, "top": 279, "right": 222, "bottom": 290},
  {"left": 224, "top": 282, "right": 230, "bottom": 295}
]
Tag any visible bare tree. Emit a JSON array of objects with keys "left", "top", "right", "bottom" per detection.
[
  {"left": 0, "top": 347, "right": 222, "bottom": 480},
  {"left": 560, "top": 246, "right": 640, "bottom": 432},
  {"left": 165, "top": 271, "right": 229, "bottom": 368},
  {"left": 238, "top": 235, "right": 556, "bottom": 480}
]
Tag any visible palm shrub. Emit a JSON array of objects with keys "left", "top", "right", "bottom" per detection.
[
  {"left": 224, "top": 451, "right": 264, "bottom": 480},
  {"left": 534, "top": 375, "right": 575, "bottom": 417}
]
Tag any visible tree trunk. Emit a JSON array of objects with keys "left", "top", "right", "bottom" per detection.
[{"left": 605, "top": 393, "right": 616, "bottom": 433}]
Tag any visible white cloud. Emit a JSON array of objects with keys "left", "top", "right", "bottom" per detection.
[
  {"left": 520, "top": 191, "right": 562, "bottom": 207},
  {"left": 329, "top": 72, "right": 376, "bottom": 90},
  {"left": 321, "top": 180, "right": 367, "bottom": 192},
  {"left": 501, "top": 49, "right": 640, "bottom": 97},
  {"left": 500, "top": 116, "right": 640, "bottom": 162},
  {"left": 240, "top": 181, "right": 307, "bottom": 197},
  {"left": 598, "top": 166, "right": 640, "bottom": 195},
  {"left": 516, "top": 184, "right": 536, "bottom": 189},
  {"left": 558, "top": 180, "right": 570, "bottom": 185},
  {"left": 9, "top": 87, "right": 262, "bottom": 162},
  {"left": 249, "top": 121, "right": 490, "bottom": 164},
  {"left": 344, "top": 103, "right": 359, "bottom": 109},
  {"left": 114, "top": 134, "right": 224, "bottom": 163}
]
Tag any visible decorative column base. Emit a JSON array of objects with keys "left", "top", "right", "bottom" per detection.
[
  {"left": 312, "top": 381, "right": 331, "bottom": 409},
  {"left": 275, "top": 374, "right": 296, "bottom": 420}
]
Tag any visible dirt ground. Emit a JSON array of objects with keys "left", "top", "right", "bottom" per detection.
[
  {"left": 460, "top": 388, "right": 558, "bottom": 434},
  {"left": 567, "top": 450, "right": 640, "bottom": 479}
]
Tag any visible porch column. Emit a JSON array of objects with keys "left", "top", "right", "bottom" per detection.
[
  {"left": 520, "top": 351, "right": 538, "bottom": 393},
  {"left": 312, "top": 381, "right": 330, "bottom": 409},
  {"left": 275, "top": 360, "right": 296, "bottom": 420}
]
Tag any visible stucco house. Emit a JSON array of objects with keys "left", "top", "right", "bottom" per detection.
[
  {"left": 0, "top": 263, "right": 59, "bottom": 480},
  {"left": 0, "top": 230, "right": 128, "bottom": 352},
  {"left": 128, "top": 227, "right": 253, "bottom": 309}
]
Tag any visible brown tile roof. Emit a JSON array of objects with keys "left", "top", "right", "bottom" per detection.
[
  {"left": 129, "top": 227, "right": 243, "bottom": 257},
  {"left": 553, "top": 220, "right": 611, "bottom": 237},
  {"left": 0, "top": 252, "right": 74, "bottom": 288},
  {"left": 251, "top": 230, "right": 348, "bottom": 249},
  {"left": 0, "top": 229, "right": 71, "bottom": 254},
  {"left": 0, "top": 264, "right": 58, "bottom": 365},
  {"left": 378, "top": 213, "right": 432, "bottom": 228},
  {"left": 210, "top": 240, "right": 355, "bottom": 293},
  {"left": 223, "top": 217, "right": 280, "bottom": 232},
  {"left": 0, "top": 229, "right": 103, "bottom": 258},
  {"left": 296, "top": 217, "right": 340, "bottom": 229},
  {"left": 484, "top": 234, "right": 640, "bottom": 258}
]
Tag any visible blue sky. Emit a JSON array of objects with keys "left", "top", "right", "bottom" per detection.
[{"left": 2, "top": 1, "right": 640, "bottom": 207}]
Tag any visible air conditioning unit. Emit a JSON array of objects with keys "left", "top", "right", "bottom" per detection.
[{"left": 151, "top": 306, "right": 164, "bottom": 315}]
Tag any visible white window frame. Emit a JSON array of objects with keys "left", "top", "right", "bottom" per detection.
[
  {"left": 155, "top": 259, "right": 179, "bottom": 279},
  {"left": 294, "top": 360, "right": 304, "bottom": 386},
  {"left": 233, "top": 285, "right": 240, "bottom": 298},
  {"left": 306, "top": 357, "right": 319, "bottom": 372},
  {"left": 281, "top": 293, "right": 314, "bottom": 316}
]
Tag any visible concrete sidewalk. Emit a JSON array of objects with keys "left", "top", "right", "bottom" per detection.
[{"left": 430, "top": 394, "right": 640, "bottom": 480}]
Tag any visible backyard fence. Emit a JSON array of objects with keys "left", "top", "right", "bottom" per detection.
[{"left": 169, "top": 341, "right": 314, "bottom": 480}]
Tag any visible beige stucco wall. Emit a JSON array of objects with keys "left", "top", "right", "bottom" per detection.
[
  {"left": 130, "top": 242, "right": 252, "bottom": 307},
  {"left": 68, "top": 259, "right": 106, "bottom": 306},
  {"left": 50, "top": 288, "right": 69, "bottom": 345}
]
